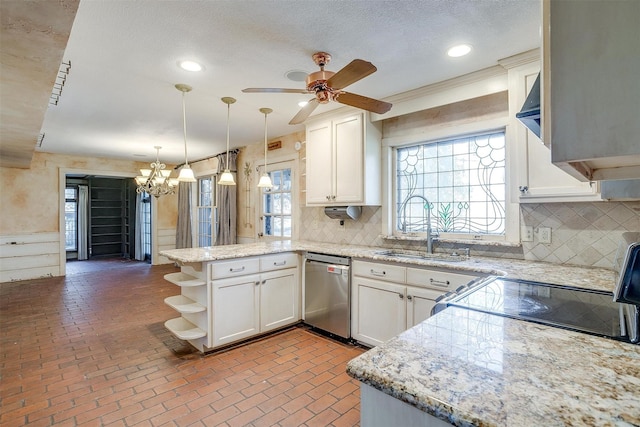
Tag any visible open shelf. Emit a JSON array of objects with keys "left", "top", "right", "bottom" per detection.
[
  {"left": 164, "top": 317, "right": 206, "bottom": 340},
  {"left": 164, "top": 295, "right": 206, "bottom": 314},
  {"left": 164, "top": 272, "right": 205, "bottom": 287}
]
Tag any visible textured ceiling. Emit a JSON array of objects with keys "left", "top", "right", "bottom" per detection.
[{"left": 2, "top": 0, "right": 541, "bottom": 168}]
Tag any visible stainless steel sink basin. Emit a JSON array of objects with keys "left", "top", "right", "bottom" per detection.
[{"left": 374, "top": 250, "right": 466, "bottom": 262}]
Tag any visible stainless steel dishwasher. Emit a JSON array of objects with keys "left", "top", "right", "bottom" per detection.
[{"left": 304, "top": 252, "right": 351, "bottom": 339}]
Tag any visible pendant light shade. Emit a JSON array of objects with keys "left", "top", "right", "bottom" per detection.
[
  {"left": 176, "top": 83, "right": 197, "bottom": 182},
  {"left": 218, "top": 97, "right": 237, "bottom": 186},
  {"left": 257, "top": 107, "right": 274, "bottom": 189}
]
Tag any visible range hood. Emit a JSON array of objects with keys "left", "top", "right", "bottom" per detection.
[
  {"left": 516, "top": 73, "right": 541, "bottom": 138},
  {"left": 324, "top": 206, "right": 362, "bottom": 221}
]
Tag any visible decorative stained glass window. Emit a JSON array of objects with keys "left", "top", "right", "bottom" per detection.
[{"left": 396, "top": 131, "right": 506, "bottom": 235}]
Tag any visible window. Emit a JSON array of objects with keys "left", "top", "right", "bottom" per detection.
[
  {"left": 197, "top": 176, "right": 215, "bottom": 246},
  {"left": 261, "top": 166, "right": 293, "bottom": 239},
  {"left": 395, "top": 131, "right": 506, "bottom": 237},
  {"left": 65, "top": 187, "right": 77, "bottom": 251}
]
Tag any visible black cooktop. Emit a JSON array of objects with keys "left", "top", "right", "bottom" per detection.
[{"left": 447, "top": 278, "right": 627, "bottom": 341}]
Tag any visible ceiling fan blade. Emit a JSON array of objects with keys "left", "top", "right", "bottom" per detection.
[
  {"left": 335, "top": 92, "right": 392, "bottom": 114},
  {"left": 242, "top": 88, "right": 311, "bottom": 94},
  {"left": 289, "top": 98, "right": 319, "bottom": 125},
  {"left": 326, "top": 59, "right": 377, "bottom": 90}
]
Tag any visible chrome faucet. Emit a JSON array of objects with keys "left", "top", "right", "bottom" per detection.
[{"left": 399, "top": 195, "right": 437, "bottom": 253}]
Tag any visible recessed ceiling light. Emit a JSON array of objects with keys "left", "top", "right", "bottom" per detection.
[
  {"left": 178, "top": 60, "right": 204, "bottom": 72},
  {"left": 286, "top": 70, "right": 309, "bottom": 82},
  {"left": 447, "top": 44, "right": 472, "bottom": 58},
  {"left": 298, "top": 101, "right": 308, "bottom": 107}
]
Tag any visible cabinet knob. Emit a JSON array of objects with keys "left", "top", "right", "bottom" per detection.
[
  {"left": 326, "top": 195, "right": 331, "bottom": 200},
  {"left": 398, "top": 293, "right": 404, "bottom": 299},
  {"left": 407, "top": 295, "right": 413, "bottom": 301},
  {"left": 255, "top": 281, "right": 260, "bottom": 286}
]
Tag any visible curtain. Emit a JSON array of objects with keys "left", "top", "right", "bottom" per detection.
[
  {"left": 134, "top": 192, "right": 146, "bottom": 261},
  {"left": 77, "top": 185, "right": 89, "bottom": 260},
  {"left": 215, "top": 150, "right": 238, "bottom": 246},
  {"left": 175, "top": 181, "right": 192, "bottom": 248}
]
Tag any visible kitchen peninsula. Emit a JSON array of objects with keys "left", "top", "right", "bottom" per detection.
[{"left": 161, "top": 241, "right": 640, "bottom": 427}]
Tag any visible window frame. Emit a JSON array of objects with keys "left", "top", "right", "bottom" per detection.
[
  {"left": 194, "top": 174, "right": 216, "bottom": 247},
  {"left": 382, "top": 117, "right": 520, "bottom": 244},
  {"left": 256, "top": 158, "right": 298, "bottom": 242}
]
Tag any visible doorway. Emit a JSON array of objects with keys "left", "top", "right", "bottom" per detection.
[{"left": 65, "top": 175, "right": 151, "bottom": 273}]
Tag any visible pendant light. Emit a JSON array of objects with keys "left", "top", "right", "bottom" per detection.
[
  {"left": 257, "top": 108, "right": 274, "bottom": 188},
  {"left": 218, "top": 97, "right": 237, "bottom": 185},
  {"left": 175, "top": 84, "right": 196, "bottom": 182}
]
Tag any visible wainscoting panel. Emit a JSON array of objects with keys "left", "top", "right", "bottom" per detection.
[{"left": 0, "top": 232, "right": 60, "bottom": 282}]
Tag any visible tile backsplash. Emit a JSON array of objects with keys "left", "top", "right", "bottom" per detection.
[
  {"left": 520, "top": 201, "right": 640, "bottom": 268},
  {"left": 299, "top": 201, "right": 640, "bottom": 268}
]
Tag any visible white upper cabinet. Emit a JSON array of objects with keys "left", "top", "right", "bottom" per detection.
[
  {"left": 305, "top": 112, "right": 381, "bottom": 206},
  {"left": 504, "top": 54, "right": 601, "bottom": 203},
  {"left": 543, "top": 0, "right": 640, "bottom": 181}
]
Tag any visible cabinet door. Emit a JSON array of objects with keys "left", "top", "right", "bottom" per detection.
[
  {"left": 260, "top": 268, "right": 300, "bottom": 333},
  {"left": 212, "top": 274, "right": 260, "bottom": 347},
  {"left": 352, "top": 276, "right": 405, "bottom": 347},
  {"left": 406, "top": 287, "right": 443, "bottom": 329},
  {"left": 305, "top": 121, "right": 333, "bottom": 204},
  {"left": 334, "top": 114, "right": 364, "bottom": 203}
]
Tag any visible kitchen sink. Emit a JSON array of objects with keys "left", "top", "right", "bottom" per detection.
[{"left": 374, "top": 250, "right": 466, "bottom": 262}]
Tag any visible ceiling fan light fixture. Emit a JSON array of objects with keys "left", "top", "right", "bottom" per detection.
[
  {"left": 218, "top": 97, "right": 237, "bottom": 186},
  {"left": 178, "top": 60, "right": 204, "bottom": 72},
  {"left": 447, "top": 44, "right": 472, "bottom": 58}
]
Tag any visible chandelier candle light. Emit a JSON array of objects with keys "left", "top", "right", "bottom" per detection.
[
  {"left": 135, "top": 146, "right": 178, "bottom": 197},
  {"left": 218, "top": 97, "right": 237, "bottom": 185},
  {"left": 257, "top": 107, "right": 274, "bottom": 188},
  {"left": 176, "top": 83, "right": 196, "bottom": 182}
]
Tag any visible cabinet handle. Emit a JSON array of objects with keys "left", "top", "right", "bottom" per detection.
[
  {"left": 398, "top": 293, "right": 404, "bottom": 299},
  {"left": 230, "top": 266, "right": 246, "bottom": 273},
  {"left": 262, "top": 280, "right": 266, "bottom": 285},
  {"left": 407, "top": 295, "right": 413, "bottom": 301},
  {"left": 255, "top": 281, "right": 260, "bottom": 286},
  {"left": 370, "top": 269, "right": 386, "bottom": 277},
  {"left": 273, "top": 261, "right": 287, "bottom": 266},
  {"left": 430, "top": 278, "right": 450, "bottom": 286}
]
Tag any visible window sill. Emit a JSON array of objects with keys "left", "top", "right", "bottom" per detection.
[{"left": 380, "top": 234, "right": 522, "bottom": 248}]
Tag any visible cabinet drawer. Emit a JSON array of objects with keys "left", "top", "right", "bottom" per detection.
[
  {"left": 406, "top": 267, "right": 477, "bottom": 291},
  {"left": 209, "top": 257, "right": 260, "bottom": 279},
  {"left": 353, "top": 260, "right": 405, "bottom": 283},
  {"left": 260, "top": 253, "right": 298, "bottom": 272}
]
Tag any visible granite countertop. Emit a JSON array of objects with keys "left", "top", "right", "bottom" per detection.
[
  {"left": 346, "top": 307, "right": 640, "bottom": 427},
  {"left": 160, "top": 240, "right": 617, "bottom": 292},
  {"left": 161, "top": 241, "right": 637, "bottom": 426}
]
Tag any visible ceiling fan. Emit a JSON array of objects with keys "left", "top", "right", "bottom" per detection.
[{"left": 242, "top": 52, "right": 392, "bottom": 125}]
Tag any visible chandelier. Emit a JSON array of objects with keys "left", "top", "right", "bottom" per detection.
[{"left": 135, "top": 146, "right": 178, "bottom": 197}]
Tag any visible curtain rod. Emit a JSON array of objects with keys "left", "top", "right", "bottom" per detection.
[{"left": 173, "top": 148, "right": 239, "bottom": 170}]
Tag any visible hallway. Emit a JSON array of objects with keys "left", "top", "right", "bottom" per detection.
[{"left": 0, "top": 263, "right": 365, "bottom": 426}]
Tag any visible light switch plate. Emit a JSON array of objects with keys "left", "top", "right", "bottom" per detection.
[{"left": 521, "top": 226, "right": 534, "bottom": 242}]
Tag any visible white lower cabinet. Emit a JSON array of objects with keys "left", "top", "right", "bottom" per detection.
[
  {"left": 260, "top": 268, "right": 299, "bottom": 333},
  {"left": 212, "top": 273, "right": 261, "bottom": 346},
  {"left": 210, "top": 252, "right": 300, "bottom": 348},
  {"left": 353, "top": 277, "right": 406, "bottom": 347},
  {"left": 352, "top": 260, "right": 481, "bottom": 347}
]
